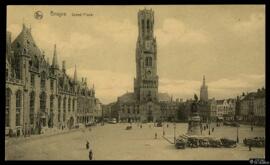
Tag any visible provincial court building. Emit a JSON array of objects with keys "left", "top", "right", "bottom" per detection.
[{"left": 5, "top": 24, "right": 100, "bottom": 136}]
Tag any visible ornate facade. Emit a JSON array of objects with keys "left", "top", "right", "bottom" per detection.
[
  {"left": 6, "top": 24, "right": 98, "bottom": 136},
  {"left": 114, "top": 9, "right": 176, "bottom": 123}
]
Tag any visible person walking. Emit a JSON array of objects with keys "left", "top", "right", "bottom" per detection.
[
  {"left": 155, "top": 132, "right": 157, "bottom": 139},
  {"left": 249, "top": 144, "right": 252, "bottom": 151},
  {"left": 212, "top": 127, "right": 214, "bottom": 132},
  {"left": 86, "top": 141, "right": 89, "bottom": 149},
  {"left": 89, "top": 149, "right": 93, "bottom": 160}
]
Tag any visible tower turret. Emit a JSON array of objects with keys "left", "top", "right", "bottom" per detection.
[
  {"left": 74, "top": 64, "right": 77, "bottom": 83},
  {"left": 52, "top": 44, "right": 59, "bottom": 69}
]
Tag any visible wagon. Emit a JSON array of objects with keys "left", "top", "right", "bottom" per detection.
[
  {"left": 175, "top": 138, "right": 187, "bottom": 149},
  {"left": 220, "top": 138, "right": 237, "bottom": 148},
  {"left": 243, "top": 137, "right": 265, "bottom": 147},
  {"left": 187, "top": 137, "right": 199, "bottom": 148}
]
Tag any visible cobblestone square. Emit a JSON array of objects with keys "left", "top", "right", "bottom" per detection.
[{"left": 5, "top": 123, "right": 265, "bottom": 160}]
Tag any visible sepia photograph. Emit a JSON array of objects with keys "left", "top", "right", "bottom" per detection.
[{"left": 5, "top": 5, "right": 266, "bottom": 160}]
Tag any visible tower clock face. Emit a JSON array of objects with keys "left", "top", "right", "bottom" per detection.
[{"left": 145, "top": 40, "right": 151, "bottom": 50}]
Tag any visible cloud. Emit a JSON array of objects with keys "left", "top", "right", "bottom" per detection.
[
  {"left": 156, "top": 18, "right": 209, "bottom": 46},
  {"left": 231, "top": 13, "right": 264, "bottom": 35},
  {"left": 66, "top": 67, "right": 134, "bottom": 104}
]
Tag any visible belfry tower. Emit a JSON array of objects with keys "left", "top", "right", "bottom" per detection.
[{"left": 134, "top": 9, "right": 159, "bottom": 103}]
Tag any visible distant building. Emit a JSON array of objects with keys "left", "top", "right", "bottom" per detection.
[
  {"left": 239, "top": 87, "right": 265, "bottom": 126},
  {"left": 200, "top": 75, "right": 208, "bottom": 102}
]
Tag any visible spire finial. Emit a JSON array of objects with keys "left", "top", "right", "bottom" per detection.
[
  {"left": 52, "top": 44, "right": 59, "bottom": 69},
  {"left": 203, "top": 75, "right": 206, "bottom": 86},
  {"left": 74, "top": 64, "right": 77, "bottom": 83}
]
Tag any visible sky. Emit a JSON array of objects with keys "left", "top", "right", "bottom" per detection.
[{"left": 7, "top": 5, "right": 265, "bottom": 104}]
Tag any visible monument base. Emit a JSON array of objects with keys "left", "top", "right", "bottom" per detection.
[{"left": 187, "top": 115, "right": 201, "bottom": 136}]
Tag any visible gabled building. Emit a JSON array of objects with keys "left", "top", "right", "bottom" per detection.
[{"left": 5, "top": 24, "right": 99, "bottom": 136}]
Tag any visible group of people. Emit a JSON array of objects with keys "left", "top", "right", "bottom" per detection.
[{"left": 200, "top": 123, "right": 215, "bottom": 135}]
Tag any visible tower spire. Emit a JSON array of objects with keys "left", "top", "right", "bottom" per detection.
[
  {"left": 74, "top": 64, "right": 77, "bottom": 83},
  {"left": 203, "top": 75, "right": 205, "bottom": 86},
  {"left": 52, "top": 44, "right": 59, "bottom": 69}
]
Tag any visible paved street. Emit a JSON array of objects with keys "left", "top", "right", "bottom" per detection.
[{"left": 5, "top": 123, "right": 265, "bottom": 160}]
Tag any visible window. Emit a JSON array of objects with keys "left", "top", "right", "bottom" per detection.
[
  {"left": 40, "top": 92, "right": 46, "bottom": 113},
  {"left": 40, "top": 72, "right": 46, "bottom": 90},
  {"left": 147, "top": 19, "right": 150, "bottom": 31},
  {"left": 68, "top": 98, "right": 71, "bottom": 112},
  {"left": 30, "top": 92, "right": 35, "bottom": 125},
  {"left": 50, "top": 96, "right": 54, "bottom": 127},
  {"left": 63, "top": 97, "right": 66, "bottom": 121},
  {"left": 73, "top": 99, "right": 75, "bottom": 112},
  {"left": 145, "top": 57, "right": 152, "bottom": 67},
  {"left": 58, "top": 97, "right": 61, "bottom": 122},
  {"left": 16, "top": 90, "right": 22, "bottom": 126},
  {"left": 6, "top": 89, "right": 11, "bottom": 127},
  {"left": 50, "top": 80, "right": 54, "bottom": 90},
  {"left": 50, "top": 96, "right": 54, "bottom": 113},
  {"left": 15, "top": 58, "right": 21, "bottom": 79},
  {"left": 31, "top": 74, "right": 35, "bottom": 87}
]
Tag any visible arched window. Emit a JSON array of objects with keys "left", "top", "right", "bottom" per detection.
[
  {"left": 40, "top": 92, "right": 46, "bottom": 113},
  {"left": 50, "top": 95, "right": 54, "bottom": 128},
  {"left": 63, "top": 97, "right": 66, "bottom": 121},
  {"left": 41, "top": 72, "right": 46, "bottom": 90},
  {"left": 30, "top": 91, "right": 35, "bottom": 125},
  {"left": 145, "top": 57, "right": 152, "bottom": 67},
  {"left": 16, "top": 90, "right": 22, "bottom": 126},
  {"left": 6, "top": 89, "right": 11, "bottom": 127},
  {"left": 58, "top": 96, "right": 61, "bottom": 122},
  {"left": 15, "top": 58, "right": 21, "bottom": 79},
  {"left": 73, "top": 99, "right": 75, "bottom": 112},
  {"left": 142, "top": 19, "right": 145, "bottom": 33},
  {"left": 147, "top": 19, "right": 150, "bottom": 31},
  {"left": 50, "top": 95, "right": 54, "bottom": 114},
  {"left": 68, "top": 98, "right": 71, "bottom": 112}
]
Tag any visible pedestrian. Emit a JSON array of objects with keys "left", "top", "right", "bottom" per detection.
[
  {"left": 86, "top": 141, "right": 89, "bottom": 149},
  {"left": 140, "top": 124, "right": 142, "bottom": 128},
  {"left": 212, "top": 128, "right": 214, "bottom": 132},
  {"left": 155, "top": 132, "right": 157, "bottom": 139},
  {"left": 89, "top": 149, "right": 93, "bottom": 160},
  {"left": 167, "top": 124, "right": 169, "bottom": 128},
  {"left": 163, "top": 130, "right": 165, "bottom": 136},
  {"left": 249, "top": 144, "right": 252, "bottom": 151}
]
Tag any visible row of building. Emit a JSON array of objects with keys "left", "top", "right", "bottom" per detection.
[
  {"left": 5, "top": 24, "right": 102, "bottom": 136},
  {"left": 101, "top": 9, "right": 265, "bottom": 126}
]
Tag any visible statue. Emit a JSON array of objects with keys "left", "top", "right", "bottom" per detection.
[{"left": 187, "top": 93, "right": 201, "bottom": 136}]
